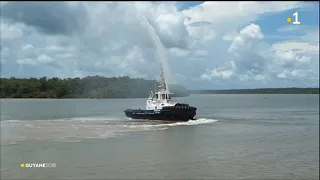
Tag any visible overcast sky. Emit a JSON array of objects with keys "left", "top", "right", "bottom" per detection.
[{"left": 0, "top": 1, "right": 319, "bottom": 89}]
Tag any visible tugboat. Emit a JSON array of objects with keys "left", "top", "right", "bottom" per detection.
[{"left": 124, "top": 65, "right": 197, "bottom": 121}]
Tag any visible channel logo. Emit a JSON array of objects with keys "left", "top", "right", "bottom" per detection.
[{"left": 20, "top": 163, "right": 56, "bottom": 168}]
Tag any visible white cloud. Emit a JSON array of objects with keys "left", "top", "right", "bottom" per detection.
[
  {"left": 182, "top": 2, "right": 303, "bottom": 25},
  {"left": 272, "top": 49, "right": 311, "bottom": 65},
  {"left": 239, "top": 71, "right": 266, "bottom": 82},
  {"left": 37, "top": 54, "right": 54, "bottom": 63},
  {"left": 0, "top": 47, "right": 10, "bottom": 63},
  {"left": 201, "top": 68, "right": 235, "bottom": 80},
  {"left": 277, "top": 69, "right": 315, "bottom": 80},
  {"left": 169, "top": 48, "right": 190, "bottom": 57},
  {"left": 267, "top": 39, "right": 319, "bottom": 85},
  {"left": 201, "top": 61, "right": 237, "bottom": 81},
  {"left": 187, "top": 22, "right": 216, "bottom": 42},
  {"left": 228, "top": 23, "right": 264, "bottom": 55},
  {"left": 0, "top": 21, "right": 24, "bottom": 40},
  {"left": 194, "top": 50, "right": 208, "bottom": 57},
  {"left": 17, "top": 58, "right": 37, "bottom": 65},
  {"left": 201, "top": 20, "right": 318, "bottom": 86},
  {"left": 203, "top": 24, "right": 267, "bottom": 82},
  {"left": 21, "top": 44, "right": 34, "bottom": 51},
  {"left": 0, "top": 1, "right": 317, "bottom": 89},
  {"left": 55, "top": 53, "right": 76, "bottom": 59},
  {"left": 46, "top": 45, "right": 77, "bottom": 53},
  {"left": 271, "top": 41, "right": 319, "bottom": 54}
]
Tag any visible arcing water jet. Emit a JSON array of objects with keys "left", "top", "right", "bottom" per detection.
[{"left": 141, "top": 16, "right": 176, "bottom": 92}]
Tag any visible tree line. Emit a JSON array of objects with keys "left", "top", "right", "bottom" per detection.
[
  {"left": 0, "top": 76, "right": 189, "bottom": 98},
  {"left": 1, "top": 76, "right": 318, "bottom": 98}
]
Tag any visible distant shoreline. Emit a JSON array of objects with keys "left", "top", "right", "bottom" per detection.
[
  {"left": 189, "top": 88, "right": 319, "bottom": 94},
  {"left": 1, "top": 76, "right": 319, "bottom": 98},
  {"left": 0, "top": 76, "right": 189, "bottom": 98},
  {"left": 1, "top": 88, "right": 318, "bottom": 99}
]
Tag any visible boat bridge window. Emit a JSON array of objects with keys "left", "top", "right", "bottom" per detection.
[
  {"left": 162, "top": 94, "right": 165, "bottom": 99},
  {"left": 156, "top": 94, "right": 159, "bottom": 99}
]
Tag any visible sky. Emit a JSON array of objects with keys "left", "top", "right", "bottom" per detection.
[{"left": 0, "top": 1, "right": 319, "bottom": 90}]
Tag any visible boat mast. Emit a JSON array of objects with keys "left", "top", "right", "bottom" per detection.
[
  {"left": 158, "top": 64, "right": 167, "bottom": 91},
  {"left": 154, "top": 77, "right": 156, "bottom": 93}
]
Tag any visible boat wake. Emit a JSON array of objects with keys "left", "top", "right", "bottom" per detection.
[
  {"left": 1, "top": 116, "right": 217, "bottom": 145},
  {"left": 115, "top": 118, "right": 217, "bottom": 129},
  {"left": 175, "top": 118, "right": 217, "bottom": 125}
]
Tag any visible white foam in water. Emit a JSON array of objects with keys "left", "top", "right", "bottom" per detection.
[
  {"left": 0, "top": 116, "right": 120, "bottom": 124},
  {"left": 68, "top": 116, "right": 121, "bottom": 121},
  {"left": 117, "top": 118, "right": 218, "bottom": 129},
  {"left": 3, "top": 120, "right": 21, "bottom": 122},
  {"left": 174, "top": 118, "right": 218, "bottom": 126},
  {"left": 1, "top": 116, "right": 218, "bottom": 144}
]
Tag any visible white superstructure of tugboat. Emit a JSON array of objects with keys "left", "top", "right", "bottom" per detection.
[{"left": 124, "top": 65, "right": 197, "bottom": 121}]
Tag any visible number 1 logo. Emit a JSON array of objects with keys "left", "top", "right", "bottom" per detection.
[{"left": 292, "top": 12, "right": 300, "bottom": 25}]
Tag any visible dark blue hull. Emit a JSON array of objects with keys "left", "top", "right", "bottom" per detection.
[{"left": 124, "top": 104, "right": 197, "bottom": 121}]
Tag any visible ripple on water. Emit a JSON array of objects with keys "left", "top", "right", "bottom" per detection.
[{"left": 1, "top": 117, "right": 217, "bottom": 144}]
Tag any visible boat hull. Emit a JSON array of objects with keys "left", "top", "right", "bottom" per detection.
[{"left": 124, "top": 105, "right": 197, "bottom": 122}]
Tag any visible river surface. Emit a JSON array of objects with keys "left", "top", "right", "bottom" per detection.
[{"left": 1, "top": 94, "right": 319, "bottom": 179}]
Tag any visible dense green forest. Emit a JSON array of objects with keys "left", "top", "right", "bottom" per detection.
[
  {"left": 1, "top": 76, "right": 318, "bottom": 98},
  {"left": 0, "top": 76, "right": 189, "bottom": 98},
  {"left": 189, "top": 88, "right": 319, "bottom": 94}
]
